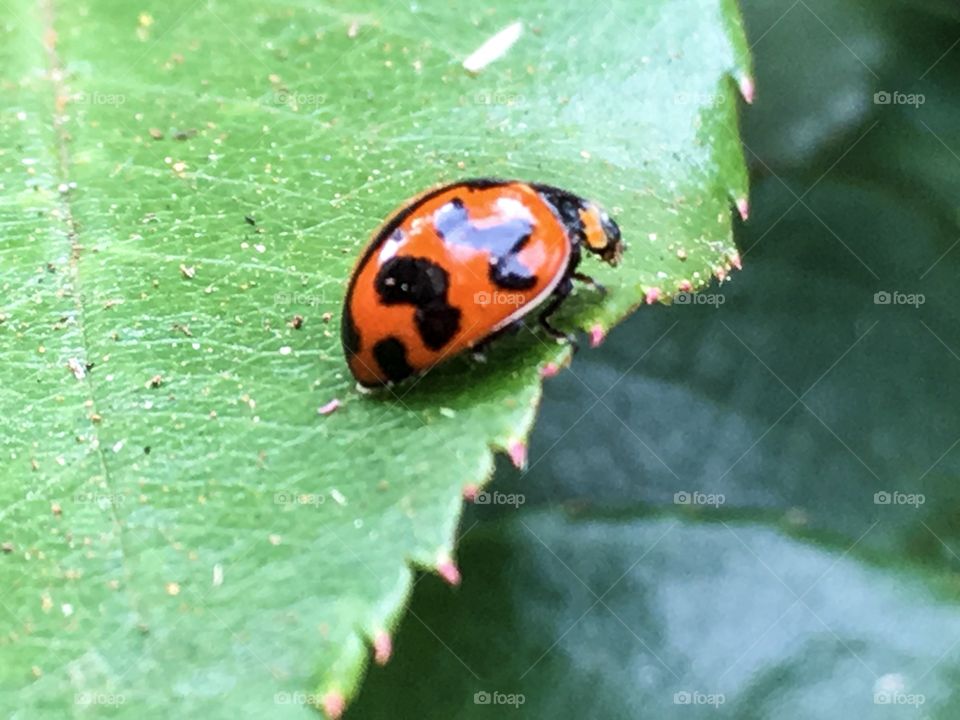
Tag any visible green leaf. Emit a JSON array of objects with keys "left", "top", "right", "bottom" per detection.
[
  {"left": 352, "top": 509, "right": 960, "bottom": 718},
  {"left": 0, "top": 0, "right": 750, "bottom": 715}
]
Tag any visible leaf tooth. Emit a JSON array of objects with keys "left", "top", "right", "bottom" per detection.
[
  {"left": 736, "top": 197, "right": 750, "bottom": 221},
  {"left": 436, "top": 555, "right": 461, "bottom": 586},
  {"left": 589, "top": 325, "right": 606, "bottom": 348},
  {"left": 540, "top": 362, "right": 561, "bottom": 379},
  {"left": 645, "top": 287, "right": 662, "bottom": 305},
  {"left": 462, "top": 483, "right": 480, "bottom": 502},
  {"left": 373, "top": 630, "right": 393, "bottom": 666},
  {"left": 738, "top": 74, "right": 756, "bottom": 104},
  {"left": 322, "top": 691, "right": 346, "bottom": 719},
  {"left": 508, "top": 441, "right": 527, "bottom": 470}
]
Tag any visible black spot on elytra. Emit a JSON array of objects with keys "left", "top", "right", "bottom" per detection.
[
  {"left": 373, "top": 337, "right": 414, "bottom": 383},
  {"left": 375, "top": 256, "right": 462, "bottom": 351},
  {"left": 376, "top": 256, "right": 448, "bottom": 306},
  {"left": 341, "top": 304, "right": 361, "bottom": 356},
  {"left": 434, "top": 199, "right": 537, "bottom": 290},
  {"left": 417, "top": 305, "right": 462, "bottom": 350}
]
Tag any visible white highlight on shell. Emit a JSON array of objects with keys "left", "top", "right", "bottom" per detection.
[
  {"left": 378, "top": 235, "right": 403, "bottom": 264},
  {"left": 463, "top": 21, "right": 523, "bottom": 73},
  {"left": 494, "top": 196, "right": 534, "bottom": 222}
]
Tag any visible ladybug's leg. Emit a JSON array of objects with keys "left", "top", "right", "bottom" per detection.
[
  {"left": 538, "top": 278, "right": 579, "bottom": 350},
  {"left": 573, "top": 271, "right": 607, "bottom": 296}
]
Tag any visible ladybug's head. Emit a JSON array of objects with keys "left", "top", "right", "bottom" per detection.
[{"left": 580, "top": 203, "right": 623, "bottom": 267}]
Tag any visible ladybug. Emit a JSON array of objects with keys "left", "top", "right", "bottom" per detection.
[{"left": 341, "top": 178, "right": 623, "bottom": 387}]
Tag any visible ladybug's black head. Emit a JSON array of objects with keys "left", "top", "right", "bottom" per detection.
[{"left": 581, "top": 203, "right": 623, "bottom": 267}]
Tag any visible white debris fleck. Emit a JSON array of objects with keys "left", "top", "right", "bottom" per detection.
[
  {"left": 212, "top": 563, "right": 224, "bottom": 587},
  {"left": 318, "top": 399, "right": 341, "bottom": 416},
  {"left": 279, "top": 346, "right": 292, "bottom": 356},
  {"left": 330, "top": 489, "right": 347, "bottom": 506},
  {"left": 67, "top": 357, "right": 86, "bottom": 380},
  {"left": 61, "top": 603, "right": 74, "bottom": 617},
  {"left": 254, "top": 243, "right": 266, "bottom": 253},
  {"left": 463, "top": 21, "right": 523, "bottom": 73},
  {"left": 112, "top": 440, "right": 125, "bottom": 453}
]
